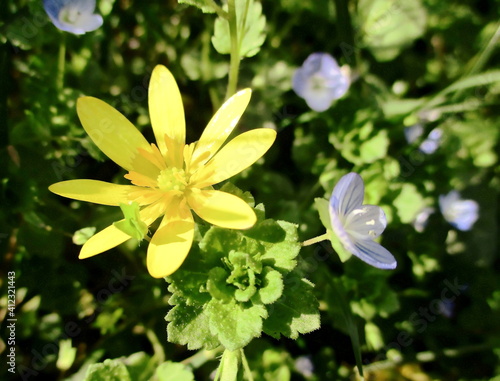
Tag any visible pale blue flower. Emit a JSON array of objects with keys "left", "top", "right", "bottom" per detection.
[
  {"left": 295, "top": 356, "right": 314, "bottom": 377},
  {"left": 329, "top": 173, "right": 396, "bottom": 269},
  {"left": 292, "top": 53, "right": 350, "bottom": 112},
  {"left": 404, "top": 124, "right": 443, "bottom": 154},
  {"left": 439, "top": 191, "right": 479, "bottom": 231},
  {"left": 413, "top": 206, "right": 435, "bottom": 233},
  {"left": 44, "top": 0, "right": 103, "bottom": 35}
]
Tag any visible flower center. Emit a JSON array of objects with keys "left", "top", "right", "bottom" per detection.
[{"left": 157, "top": 168, "right": 187, "bottom": 193}]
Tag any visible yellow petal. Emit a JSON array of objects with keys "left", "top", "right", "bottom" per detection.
[
  {"left": 147, "top": 206, "right": 194, "bottom": 278},
  {"left": 79, "top": 200, "right": 166, "bottom": 259},
  {"left": 49, "top": 180, "right": 138, "bottom": 206},
  {"left": 80, "top": 225, "right": 131, "bottom": 259},
  {"left": 191, "top": 128, "right": 277, "bottom": 187},
  {"left": 187, "top": 189, "right": 256, "bottom": 229},
  {"left": 191, "top": 89, "right": 251, "bottom": 166},
  {"left": 77, "top": 97, "right": 157, "bottom": 177},
  {"left": 148, "top": 65, "right": 186, "bottom": 156}
]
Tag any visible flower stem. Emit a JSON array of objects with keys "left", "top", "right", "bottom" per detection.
[
  {"left": 240, "top": 348, "right": 254, "bottom": 381},
  {"left": 56, "top": 33, "right": 66, "bottom": 91},
  {"left": 302, "top": 232, "right": 329, "bottom": 247},
  {"left": 225, "top": 0, "right": 240, "bottom": 100}
]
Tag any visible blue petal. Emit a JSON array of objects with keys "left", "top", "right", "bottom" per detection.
[
  {"left": 352, "top": 239, "right": 397, "bottom": 269},
  {"left": 330, "top": 173, "right": 364, "bottom": 217}
]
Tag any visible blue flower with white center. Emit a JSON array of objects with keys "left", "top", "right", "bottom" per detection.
[
  {"left": 329, "top": 173, "right": 396, "bottom": 269},
  {"left": 44, "top": 0, "right": 103, "bottom": 35},
  {"left": 292, "top": 52, "right": 350, "bottom": 112},
  {"left": 439, "top": 191, "right": 479, "bottom": 231}
]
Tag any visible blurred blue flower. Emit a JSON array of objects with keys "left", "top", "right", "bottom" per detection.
[
  {"left": 329, "top": 173, "right": 396, "bottom": 269},
  {"left": 292, "top": 53, "right": 350, "bottom": 112},
  {"left": 295, "top": 356, "right": 314, "bottom": 377},
  {"left": 404, "top": 124, "right": 443, "bottom": 154},
  {"left": 413, "top": 206, "right": 435, "bottom": 233},
  {"left": 44, "top": 0, "right": 103, "bottom": 35},
  {"left": 439, "top": 191, "right": 479, "bottom": 231}
]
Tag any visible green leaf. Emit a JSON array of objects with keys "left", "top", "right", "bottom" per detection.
[
  {"left": 393, "top": 184, "right": 426, "bottom": 224},
  {"left": 206, "top": 299, "right": 267, "bottom": 351},
  {"left": 207, "top": 267, "right": 234, "bottom": 302},
  {"left": 72, "top": 227, "right": 96, "bottom": 245},
  {"left": 359, "top": 130, "right": 389, "bottom": 163},
  {"left": 263, "top": 275, "right": 320, "bottom": 340},
  {"left": 212, "top": 0, "right": 267, "bottom": 58},
  {"left": 259, "top": 220, "right": 301, "bottom": 272},
  {"left": 84, "top": 359, "right": 131, "bottom": 381},
  {"left": 358, "top": 0, "right": 427, "bottom": 61},
  {"left": 156, "top": 361, "right": 195, "bottom": 381},
  {"left": 219, "top": 182, "right": 255, "bottom": 207},
  {"left": 257, "top": 268, "right": 283, "bottom": 305},
  {"left": 166, "top": 302, "right": 220, "bottom": 350},
  {"left": 178, "top": 0, "right": 218, "bottom": 13},
  {"left": 113, "top": 202, "right": 148, "bottom": 242}
]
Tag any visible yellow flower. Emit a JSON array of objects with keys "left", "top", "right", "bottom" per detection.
[{"left": 49, "top": 65, "right": 276, "bottom": 278}]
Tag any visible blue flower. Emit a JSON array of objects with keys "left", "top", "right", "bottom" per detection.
[
  {"left": 439, "top": 191, "right": 479, "bottom": 231},
  {"left": 412, "top": 206, "right": 435, "bottom": 233},
  {"left": 404, "top": 124, "right": 443, "bottom": 154},
  {"left": 329, "top": 173, "right": 396, "bottom": 269},
  {"left": 44, "top": 0, "right": 103, "bottom": 35},
  {"left": 292, "top": 53, "right": 350, "bottom": 112}
]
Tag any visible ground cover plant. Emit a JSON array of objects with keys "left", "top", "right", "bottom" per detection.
[{"left": 1, "top": 0, "right": 500, "bottom": 380}]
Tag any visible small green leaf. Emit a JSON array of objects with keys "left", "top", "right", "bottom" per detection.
[
  {"left": 257, "top": 268, "right": 283, "bottom": 305},
  {"left": 84, "top": 359, "right": 131, "bottom": 381},
  {"left": 206, "top": 299, "right": 267, "bottom": 351},
  {"left": 212, "top": 0, "right": 267, "bottom": 58},
  {"left": 207, "top": 267, "right": 234, "bottom": 302},
  {"left": 393, "top": 184, "right": 426, "bottom": 223},
  {"left": 113, "top": 202, "right": 148, "bottom": 241},
  {"left": 359, "top": 130, "right": 389, "bottom": 163},
  {"left": 178, "top": 0, "right": 218, "bottom": 13},
  {"left": 259, "top": 220, "right": 301, "bottom": 272},
  {"left": 156, "top": 361, "right": 195, "bottom": 381}
]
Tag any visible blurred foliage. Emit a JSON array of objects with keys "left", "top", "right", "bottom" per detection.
[{"left": 1, "top": 0, "right": 500, "bottom": 380}]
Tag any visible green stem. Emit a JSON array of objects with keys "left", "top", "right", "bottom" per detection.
[
  {"left": 207, "top": 0, "right": 229, "bottom": 19},
  {"left": 145, "top": 326, "right": 165, "bottom": 364},
  {"left": 56, "top": 33, "right": 66, "bottom": 91},
  {"left": 225, "top": 0, "right": 241, "bottom": 100},
  {"left": 240, "top": 348, "right": 254, "bottom": 381},
  {"left": 302, "top": 232, "right": 329, "bottom": 247}
]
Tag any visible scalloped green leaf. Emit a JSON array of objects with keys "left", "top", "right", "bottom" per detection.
[
  {"left": 259, "top": 220, "right": 300, "bottom": 272},
  {"left": 257, "top": 267, "right": 283, "bottom": 305},
  {"left": 206, "top": 299, "right": 267, "bottom": 351},
  {"left": 263, "top": 275, "right": 320, "bottom": 340},
  {"left": 166, "top": 302, "right": 220, "bottom": 350}
]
